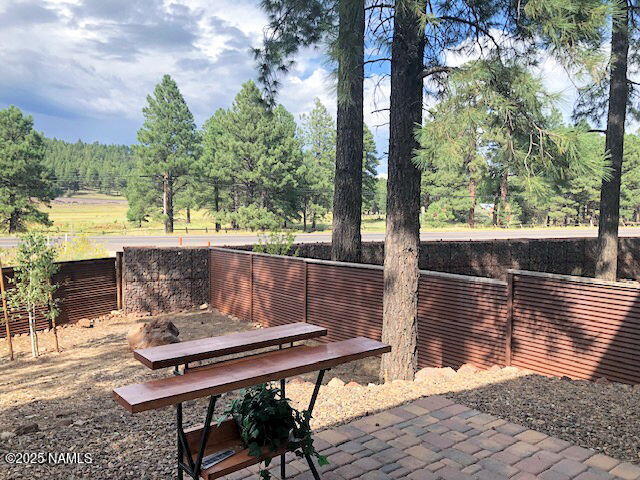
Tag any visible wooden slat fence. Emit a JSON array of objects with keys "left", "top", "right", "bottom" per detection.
[
  {"left": 509, "top": 269, "right": 640, "bottom": 384},
  {"left": 209, "top": 248, "right": 508, "bottom": 369},
  {"left": 1, "top": 257, "right": 117, "bottom": 338},
  {"left": 209, "top": 248, "right": 640, "bottom": 383},
  {"left": 418, "top": 273, "right": 508, "bottom": 369}
]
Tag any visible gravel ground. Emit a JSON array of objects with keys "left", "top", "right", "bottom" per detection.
[
  {"left": 448, "top": 373, "right": 640, "bottom": 464},
  {"left": 0, "top": 310, "right": 637, "bottom": 480}
]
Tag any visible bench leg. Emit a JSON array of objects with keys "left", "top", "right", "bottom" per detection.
[
  {"left": 280, "top": 377, "right": 286, "bottom": 479},
  {"left": 305, "top": 453, "right": 321, "bottom": 480},
  {"left": 175, "top": 395, "right": 219, "bottom": 480}
]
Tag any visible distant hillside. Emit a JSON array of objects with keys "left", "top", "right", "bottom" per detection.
[{"left": 43, "top": 138, "right": 134, "bottom": 194}]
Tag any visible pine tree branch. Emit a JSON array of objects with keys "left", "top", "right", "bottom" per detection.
[
  {"left": 419, "top": 66, "right": 456, "bottom": 79},
  {"left": 588, "top": 129, "right": 607, "bottom": 134},
  {"left": 365, "top": 3, "right": 393, "bottom": 11},
  {"left": 437, "top": 16, "right": 501, "bottom": 51},
  {"left": 364, "top": 58, "right": 391, "bottom": 65}
]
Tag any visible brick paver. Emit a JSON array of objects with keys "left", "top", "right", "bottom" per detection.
[{"left": 223, "top": 396, "right": 637, "bottom": 479}]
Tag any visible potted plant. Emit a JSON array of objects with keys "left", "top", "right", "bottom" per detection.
[{"left": 220, "top": 383, "right": 328, "bottom": 479}]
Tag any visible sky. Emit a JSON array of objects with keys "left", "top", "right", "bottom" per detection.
[{"left": 0, "top": 0, "right": 585, "bottom": 175}]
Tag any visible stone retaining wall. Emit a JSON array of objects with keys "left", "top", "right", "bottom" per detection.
[
  {"left": 270, "top": 237, "right": 640, "bottom": 281},
  {"left": 122, "top": 247, "right": 209, "bottom": 314}
]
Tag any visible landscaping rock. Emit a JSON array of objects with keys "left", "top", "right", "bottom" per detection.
[
  {"left": 127, "top": 319, "right": 180, "bottom": 350},
  {"left": 77, "top": 318, "right": 94, "bottom": 328},
  {"left": 199, "top": 303, "right": 209, "bottom": 310},
  {"left": 327, "top": 378, "right": 345, "bottom": 388},
  {"left": 415, "top": 367, "right": 456, "bottom": 382},
  {"left": 0, "top": 431, "right": 15, "bottom": 440},
  {"left": 457, "top": 363, "right": 480, "bottom": 375},
  {"left": 345, "top": 381, "right": 360, "bottom": 387},
  {"left": 14, "top": 423, "right": 39, "bottom": 436},
  {"left": 595, "top": 377, "right": 609, "bottom": 385}
]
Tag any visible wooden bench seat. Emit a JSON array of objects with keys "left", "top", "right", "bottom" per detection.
[
  {"left": 134, "top": 322, "right": 327, "bottom": 370},
  {"left": 114, "top": 337, "right": 390, "bottom": 413}
]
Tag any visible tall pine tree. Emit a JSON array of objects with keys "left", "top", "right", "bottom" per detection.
[
  {"left": 129, "top": 75, "right": 199, "bottom": 233},
  {"left": 299, "top": 98, "right": 336, "bottom": 231}
]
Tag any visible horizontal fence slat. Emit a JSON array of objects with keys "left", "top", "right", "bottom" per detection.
[
  {"left": 1, "top": 257, "right": 117, "bottom": 338},
  {"left": 512, "top": 271, "right": 640, "bottom": 384}
]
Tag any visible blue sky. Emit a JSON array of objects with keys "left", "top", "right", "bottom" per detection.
[{"left": 0, "top": 0, "right": 587, "bottom": 175}]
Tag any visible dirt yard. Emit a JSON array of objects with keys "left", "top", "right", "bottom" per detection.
[{"left": 0, "top": 310, "right": 637, "bottom": 480}]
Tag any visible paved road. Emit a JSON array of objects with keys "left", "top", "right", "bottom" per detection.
[{"left": 2, "top": 227, "right": 640, "bottom": 252}]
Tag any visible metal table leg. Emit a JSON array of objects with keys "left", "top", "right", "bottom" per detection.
[{"left": 175, "top": 395, "right": 219, "bottom": 480}]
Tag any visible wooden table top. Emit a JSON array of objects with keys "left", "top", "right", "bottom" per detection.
[
  {"left": 114, "top": 337, "right": 390, "bottom": 413},
  {"left": 133, "top": 322, "right": 327, "bottom": 370}
]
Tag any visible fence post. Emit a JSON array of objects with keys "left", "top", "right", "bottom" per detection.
[
  {"left": 0, "top": 259, "right": 13, "bottom": 360},
  {"left": 116, "top": 252, "right": 123, "bottom": 310},
  {"left": 505, "top": 271, "right": 514, "bottom": 366},
  {"left": 303, "top": 260, "right": 308, "bottom": 323}
]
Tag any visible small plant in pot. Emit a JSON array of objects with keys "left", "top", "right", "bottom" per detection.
[{"left": 220, "top": 383, "right": 328, "bottom": 479}]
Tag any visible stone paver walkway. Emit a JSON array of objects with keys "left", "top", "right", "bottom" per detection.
[{"left": 224, "top": 395, "right": 640, "bottom": 480}]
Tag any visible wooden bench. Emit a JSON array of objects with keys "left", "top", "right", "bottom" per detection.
[
  {"left": 133, "top": 322, "right": 327, "bottom": 370},
  {"left": 114, "top": 325, "right": 390, "bottom": 480},
  {"left": 115, "top": 337, "right": 388, "bottom": 413}
]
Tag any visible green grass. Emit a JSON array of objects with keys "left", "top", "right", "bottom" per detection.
[{"left": 17, "top": 191, "right": 625, "bottom": 237}]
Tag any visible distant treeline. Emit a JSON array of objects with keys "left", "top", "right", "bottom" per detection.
[{"left": 43, "top": 138, "right": 134, "bottom": 194}]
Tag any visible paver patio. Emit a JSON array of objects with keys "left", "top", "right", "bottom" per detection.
[{"left": 224, "top": 395, "right": 640, "bottom": 480}]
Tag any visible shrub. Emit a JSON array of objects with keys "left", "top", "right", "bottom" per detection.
[
  {"left": 231, "top": 205, "right": 280, "bottom": 231},
  {"left": 253, "top": 231, "right": 298, "bottom": 256}
]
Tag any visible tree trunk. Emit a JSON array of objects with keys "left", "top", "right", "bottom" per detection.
[
  {"left": 331, "top": 0, "right": 365, "bottom": 263},
  {"left": 380, "top": 0, "right": 425, "bottom": 382},
  {"left": 499, "top": 170, "right": 508, "bottom": 225},
  {"left": 596, "top": 5, "right": 629, "bottom": 281},
  {"left": 303, "top": 206, "right": 307, "bottom": 233},
  {"left": 186, "top": 207, "right": 191, "bottom": 224},
  {"left": 214, "top": 186, "right": 221, "bottom": 232},
  {"left": 163, "top": 173, "right": 174, "bottom": 233},
  {"left": 468, "top": 178, "right": 476, "bottom": 228},
  {"left": 28, "top": 307, "right": 38, "bottom": 358}
]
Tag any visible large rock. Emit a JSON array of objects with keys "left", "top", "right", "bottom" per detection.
[{"left": 127, "top": 319, "right": 180, "bottom": 350}]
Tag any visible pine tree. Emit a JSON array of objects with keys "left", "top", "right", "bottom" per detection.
[
  {"left": 0, "top": 106, "right": 60, "bottom": 232},
  {"left": 299, "top": 98, "right": 336, "bottom": 231},
  {"left": 418, "top": 59, "right": 603, "bottom": 227},
  {"left": 198, "top": 108, "right": 234, "bottom": 231},
  {"left": 593, "top": 3, "right": 635, "bottom": 280},
  {"left": 256, "top": 0, "right": 366, "bottom": 261},
  {"left": 129, "top": 75, "right": 199, "bottom": 233},
  {"left": 362, "top": 125, "right": 380, "bottom": 214},
  {"left": 379, "top": 0, "right": 608, "bottom": 380},
  {"left": 331, "top": 0, "right": 365, "bottom": 262},
  {"left": 381, "top": 0, "right": 426, "bottom": 382},
  {"left": 199, "top": 81, "right": 303, "bottom": 229}
]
